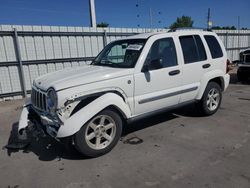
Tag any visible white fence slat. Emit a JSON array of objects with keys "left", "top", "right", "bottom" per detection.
[
  {"left": 0, "top": 67, "right": 12, "bottom": 93},
  {"left": 76, "top": 36, "right": 85, "bottom": 57},
  {"left": 23, "top": 65, "right": 32, "bottom": 90},
  {"left": 52, "top": 36, "right": 63, "bottom": 59},
  {"left": 34, "top": 36, "right": 46, "bottom": 59},
  {"left": 69, "top": 36, "right": 78, "bottom": 57},
  {"left": 0, "top": 37, "right": 7, "bottom": 62},
  {"left": 8, "top": 66, "right": 21, "bottom": 92},
  {"left": 3, "top": 36, "right": 16, "bottom": 61}
]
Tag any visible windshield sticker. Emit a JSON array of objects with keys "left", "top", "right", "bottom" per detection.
[{"left": 126, "top": 44, "right": 143, "bottom": 51}]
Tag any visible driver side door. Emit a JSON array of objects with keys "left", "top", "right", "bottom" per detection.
[{"left": 134, "top": 37, "right": 183, "bottom": 115}]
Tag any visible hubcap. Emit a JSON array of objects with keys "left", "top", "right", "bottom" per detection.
[
  {"left": 85, "top": 115, "right": 116, "bottom": 150},
  {"left": 206, "top": 88, "right": 220, "bottom": 111}
]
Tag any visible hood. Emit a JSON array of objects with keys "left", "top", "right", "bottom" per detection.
[{"left": 34, "top": 65, "right": 133, "bottom": 91}]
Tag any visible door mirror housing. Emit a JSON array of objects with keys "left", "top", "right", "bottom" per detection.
[{"left": 142, "top": 64, "right": 149, "bottom": 72}]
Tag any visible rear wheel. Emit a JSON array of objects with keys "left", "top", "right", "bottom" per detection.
[
  {"left": 198, "top": 82, "right": 222, "bottom": 116},
  {"left": 74, "top": 109, "right": 122, "bottom": 157}
]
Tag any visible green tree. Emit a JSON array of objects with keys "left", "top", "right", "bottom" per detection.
[
  {"left": 211, "top": 26, "right": 222, "bottom": 30},
  {"left": 169, "top": 16, "right": 194, "bottom": 29},
  {"left": 97, "top": 22, "right": 109, "bottom": 28}
]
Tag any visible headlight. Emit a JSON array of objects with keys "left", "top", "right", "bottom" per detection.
[{"left": 47, "top": 88, "right": 57, "bottom": 112}]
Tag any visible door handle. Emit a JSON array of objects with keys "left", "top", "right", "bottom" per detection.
[
  {"left": 169, "top": 70, "right": 180, "bottom": 76},
  {"left": 202, "top": 64, "right": 211, "bottom": 69}
]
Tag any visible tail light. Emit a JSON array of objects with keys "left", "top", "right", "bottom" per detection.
[{"left": 226, "top": 59, "right": 231, "bottom": 73}]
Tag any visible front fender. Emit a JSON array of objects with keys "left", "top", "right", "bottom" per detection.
[{"left": 56, "top": 93, "right": 131, "bottom": 138}]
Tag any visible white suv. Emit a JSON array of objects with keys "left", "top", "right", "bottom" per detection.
[{"left": 19, "top": 29, "right": 230, "bottom": 157}]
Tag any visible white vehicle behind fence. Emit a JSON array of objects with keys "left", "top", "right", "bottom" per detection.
[{"left": 18, "top": 28, "right": 230, "bottom": 157}]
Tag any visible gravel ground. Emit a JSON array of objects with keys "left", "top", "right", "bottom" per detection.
[{"left": 0, "top": 73, "right": 250, "bottom": 188}]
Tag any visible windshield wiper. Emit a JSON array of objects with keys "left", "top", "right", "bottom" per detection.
[
  {"left": 91, "top": 59, "right": 122, "bottom": 68},
  {"left": 91, "top": 60, "right": 100, "bottom": 65}
]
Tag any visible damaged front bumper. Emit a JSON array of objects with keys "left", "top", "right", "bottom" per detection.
[{"left": 18, "top": 99, "right": 61, "bottom": 138}]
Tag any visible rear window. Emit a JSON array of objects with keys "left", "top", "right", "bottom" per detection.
[
  {"left": 204, "top": 35, "right": 223, "bottom": 59},
  {"left": 179, "top": 35, "right": 207, "bottom": 64}
]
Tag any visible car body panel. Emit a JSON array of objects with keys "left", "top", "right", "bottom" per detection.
[
  {"left": 57, "top": 93, "right": 131, "bottom": 138},
  {"left": 34, "top": 65, "right": 134, "bottom": 92}
]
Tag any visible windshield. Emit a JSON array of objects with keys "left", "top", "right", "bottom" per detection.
[{"left": 92, "top": 39, "right": 146, "bottom": 68}]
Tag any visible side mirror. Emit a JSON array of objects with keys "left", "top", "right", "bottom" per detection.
[
  {"left": 141, "top": 58, "right": 163, "bottom": 72},
  {"left": 142, "top": 64, "right": 149, "bottom": 72}
]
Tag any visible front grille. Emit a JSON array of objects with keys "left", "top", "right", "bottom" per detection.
[{"left": 31, "top": 87, "right": 47, "bottom": 111}]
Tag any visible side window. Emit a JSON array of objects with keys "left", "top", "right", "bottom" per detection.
[
  {"left": 146, "top": 38, "right": 178, "bottom": 70},
  {"left": 179, "top": 35, "right": 207, "bottom": 64},
  {"left": 204, "top": 35, "right": 223, "bottom": 59},
  {"left": 194, "top": 35, "right": 207, "bottom": 61}
]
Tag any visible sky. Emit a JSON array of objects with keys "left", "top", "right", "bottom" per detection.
[{"left": 0, "top": 0, "right": 249, "bottom": 28}]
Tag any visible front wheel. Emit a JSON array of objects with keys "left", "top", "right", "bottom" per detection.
[
  {"left": 74, "top": 109, "right": 122, "bottom": 157},
  {"left": 197, "top": 82, "right": 222, "bottom": 116}
]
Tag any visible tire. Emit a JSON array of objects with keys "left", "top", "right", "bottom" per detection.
[
  {"left": 74, "top": 109, "right": 123, "bottom": 157},
  {"left": 197, "top": 82, "right": 222, "bottom": 116}
]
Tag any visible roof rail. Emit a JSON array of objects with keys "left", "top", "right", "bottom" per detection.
[{"left": 168, "top": 27, "right": 212, "bottom": 33}]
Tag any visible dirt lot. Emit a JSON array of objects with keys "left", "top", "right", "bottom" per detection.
[{"left": 0, "top": 74, "right": 250, "bottom": 188}]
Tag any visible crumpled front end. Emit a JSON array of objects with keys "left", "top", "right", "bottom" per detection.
[
  {"left": 18, "top": 97, "right": 62, "bottom": 138},
  {"left": 18, "top": 90, "right": 131, "bottom": 140}
]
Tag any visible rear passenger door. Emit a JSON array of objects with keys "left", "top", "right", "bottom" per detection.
[{"left": 178, "top": 35, "right": 209, "bottom": 103}]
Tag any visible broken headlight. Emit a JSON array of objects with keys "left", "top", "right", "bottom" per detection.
[{"left": 47, "top": 88, "right": 57, "bottom": 112}]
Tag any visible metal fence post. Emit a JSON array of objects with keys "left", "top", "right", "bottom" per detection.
[
  {"left": 103, "top": 30, "right": 107, "bottom": 47},
  {"left": 225, "top": 32, "right": 228, "bottom": 50},
  {"left": 238, "top": 29, "right": 240, "bottom": 55},
  {"left": 13, "top": 28, "right": 27, "bottom": 98}
]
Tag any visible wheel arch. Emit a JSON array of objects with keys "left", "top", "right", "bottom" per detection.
[
  {"left": 208, "top": 77, "right": 225, "bottom": 90},
  {"left": 196, "top": 70, "right": 226, "bottom": 100},
  {"left": 69, "top": 90, "right": 126, "bottom": 117},
  {"left": 57, "top": 92, "right": 131, "bottom": 138}
]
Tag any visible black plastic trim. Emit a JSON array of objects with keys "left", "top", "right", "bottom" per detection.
[{"left": 138, "top": 86, "right": 198, "bottom": 104}]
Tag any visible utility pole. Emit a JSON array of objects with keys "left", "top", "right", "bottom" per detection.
[
  {"left": 238, "top": 16, "right": 240, "bottom": 30},
  {"left": 149, "top": 8, "right": 153, "bottom": 31},
  {"left": 89, "top": 0, "right": 96, "bottom": 27},
  {"left": 207, "top": 8, "right": 211, "bottom": 30},
  {"left": 238, "top": 16, "right": 240, "bottom": 53}
]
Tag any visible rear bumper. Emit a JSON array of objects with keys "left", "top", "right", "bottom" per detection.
[{"left": 223, "top": 74, "right": 230, "bottom": 91}]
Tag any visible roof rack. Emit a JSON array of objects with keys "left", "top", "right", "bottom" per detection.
[{"left": 168, "top": 27, "right": 212, "bottom": 33}]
